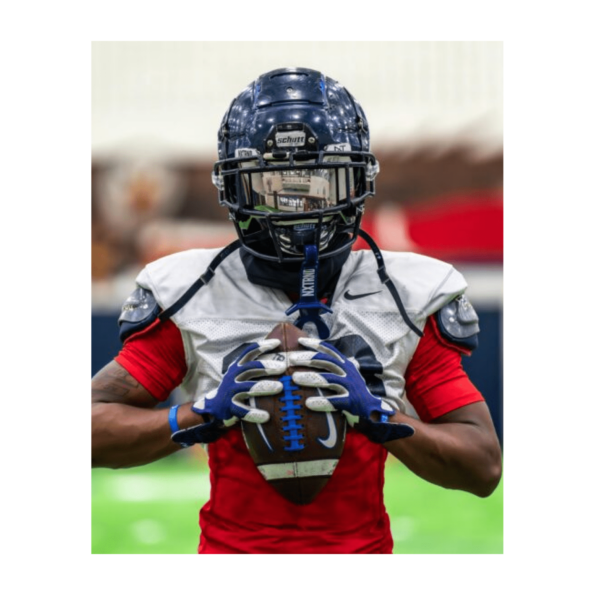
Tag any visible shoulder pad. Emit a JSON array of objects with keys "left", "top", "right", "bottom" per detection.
[
  {"left": 118, "top": 287, "right": 161, "bottom": 343},
  {"left": 436, "top": 295, "right": 480, "bottom": 352},
  {"left": 379, "top": 251, "right": 468, "bottom": 318}
]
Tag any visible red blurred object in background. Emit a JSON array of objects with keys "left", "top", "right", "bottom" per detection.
[{"left": 355, "top": 190, "right": 503, "bottom": 264}]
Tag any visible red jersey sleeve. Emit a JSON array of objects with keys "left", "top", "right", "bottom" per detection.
[
  {"left": 404, "top": 314, "right": 484, "bottom": 422},
  {"left": 115, "top": 319, "right": 188, "bottom": 401}
]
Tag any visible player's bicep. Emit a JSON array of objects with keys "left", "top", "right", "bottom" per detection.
[{"left": 92, "top": 360, "right": 160, "bottom": 409}]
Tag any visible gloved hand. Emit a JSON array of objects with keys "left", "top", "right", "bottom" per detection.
[
  {"left": 172, "top": 339, "right": 286, "bottom": 446},
  {"left": 289, "top": 338, "right": 415, "bottom": 444}
]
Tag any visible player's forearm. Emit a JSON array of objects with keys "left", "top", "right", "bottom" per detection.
[
  {"left": 91, "top": 402, "right": 200, "bottom": 468},
  {"left": 383, "top": 411, "right": 502, "bottom": 498}
]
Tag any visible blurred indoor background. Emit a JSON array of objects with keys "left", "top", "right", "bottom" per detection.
[{"left": 91, "top": 40, "right": 503, "bottom": 554}]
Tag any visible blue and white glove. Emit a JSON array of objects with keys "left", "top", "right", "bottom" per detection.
[
  {"left": 171, "top": 339, "right": 286, "bottom": 446},
  {"left": 289, "top": 338, "right": 415, "bottom": 444}
]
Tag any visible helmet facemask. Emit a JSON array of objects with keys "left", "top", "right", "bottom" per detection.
[{"left": 213, "top": 148, "right": 378, "bottom": 262}]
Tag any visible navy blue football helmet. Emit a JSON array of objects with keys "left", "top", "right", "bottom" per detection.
[{"left": 212, "top": 67, "right": 379, "bottom": 262}]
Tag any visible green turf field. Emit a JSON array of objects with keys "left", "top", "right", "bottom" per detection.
[{"left": 92, "top": 450, "right": 503, "bottom": 554}]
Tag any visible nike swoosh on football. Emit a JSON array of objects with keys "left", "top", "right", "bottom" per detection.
[
  {"left": 317, "top": 411, "right": 338, "bottom": 449},
  {"left": 344, "top": 290, "right": 382, "bottom": 300},
  {"left": 249, "top": 396, "right": 273, "bottom": 451}
]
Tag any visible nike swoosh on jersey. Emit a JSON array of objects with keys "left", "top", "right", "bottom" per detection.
[{"left": 344, "top": 290, "right": 382, "bottom": 300}]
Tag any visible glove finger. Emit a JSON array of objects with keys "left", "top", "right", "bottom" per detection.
[
  {"left": 248, "top": 379, "right": 284, "bottom": 396},
  {"left": 304, "top": 395, "right": 337, "bottom": 412},
  {"left": 308, "top": 394, "right": 352, "bottom": 413},
  {"left": 288, "top": 354, "right": 346, "bottom": 376},
  {"left": 231, "top": 380, "right": 283, "bottom": 403},
  {"left": 231, "top": 385, "right": 279, "bottom": 423},
  {"left": 235, "top": 359, "right": 287, "bottom": 380},
  {"left": 379, "top": 400, "right": 395, "bottom": 415},
  {"left": 304, "top": 395, "right": 358, "bottom": 420},
  {"left": 230, "top": 398, "right": 270, "bottom": 423},
  {"left": 238, "top": 339, "right": 282, "bottom": 364},
  {"left": 240, "top": 408, "right": 270, "bottom": 424},
  {"left": 297, "top": 337, "right": 346, "bottom": 362},
  {"left": 288, "top": 351, "right": 349, "bottom": 376},
  {"left": 292, "top": 372, "right": 349, "bottom": 398},
  {"left": 292, "top": 370, "right": 328, "bottom": 387}
]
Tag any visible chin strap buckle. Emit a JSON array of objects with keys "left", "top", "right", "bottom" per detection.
[{"left": 285, "top": 244, "right": 332, "bottom": 339}]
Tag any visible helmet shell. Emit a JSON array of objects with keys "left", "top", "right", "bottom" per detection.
[{"left": 218, "top": 67, "right": 371, "bottom": 158}]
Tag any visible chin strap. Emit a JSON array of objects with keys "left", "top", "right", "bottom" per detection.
[
  {"left": 357, "top": 229, "right": 423, "bottom": 338},
  {"left": 159, "top": 240, "right": 242, "bottom": 322},
  {"left": 285, "top": 244, "right": 332, "bottom": 339}
]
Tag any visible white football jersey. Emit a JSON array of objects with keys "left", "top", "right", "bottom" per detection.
[{"left": 135, "top": 248, "right": 467, "bottom": 415}]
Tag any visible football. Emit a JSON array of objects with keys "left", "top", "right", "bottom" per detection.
[{"left": 241, "top": 322, "right": 347, "bottom": 505}]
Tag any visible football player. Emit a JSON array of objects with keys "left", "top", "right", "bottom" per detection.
[{"left": 92, "top": 67, "right": 502, "bottom": 554}]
